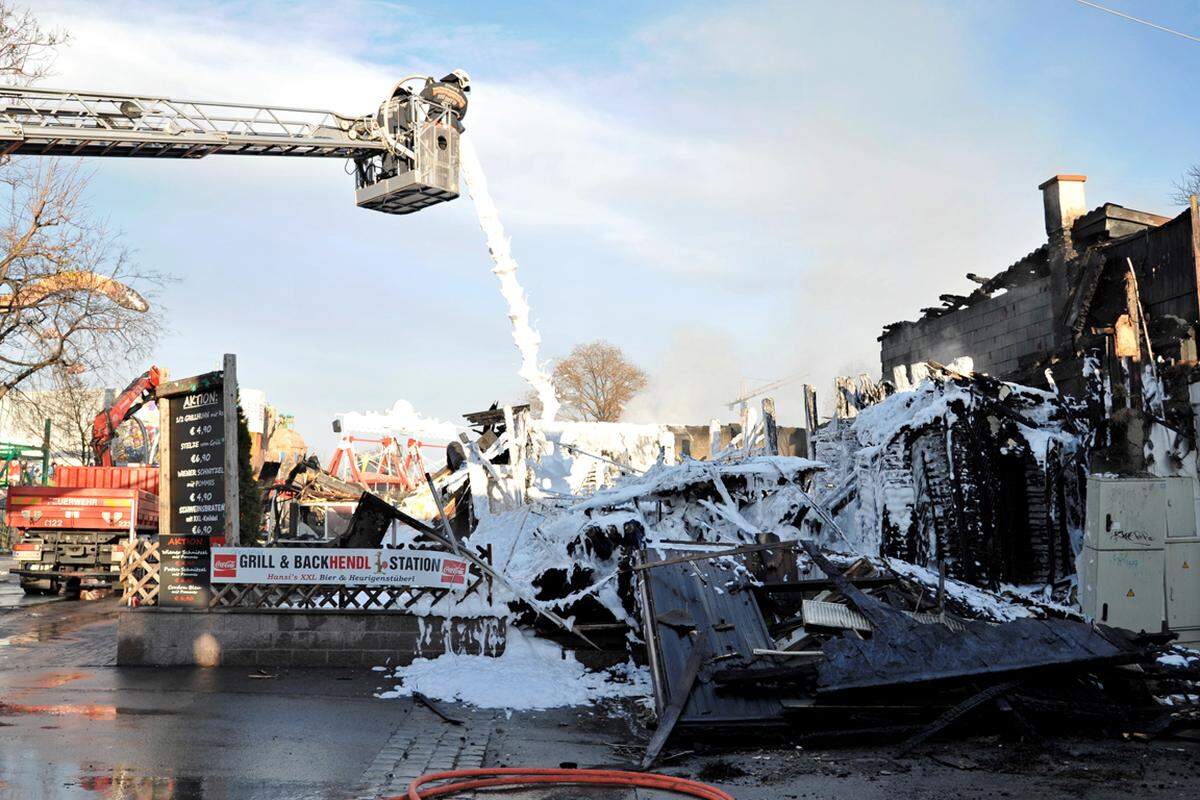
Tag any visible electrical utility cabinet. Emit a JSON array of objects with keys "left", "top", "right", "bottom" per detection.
[
  {"left": 1080, "top": 475, "right": 1200, "bottom": 646},
  {"left": 1165, "top": 476, "right": 1200, "bottom": 646},
  {"left": 1080, "top": 477, "right": 1167, "bottom": 634}
]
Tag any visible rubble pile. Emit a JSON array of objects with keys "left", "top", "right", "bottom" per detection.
[
  {"left": 327, "top": 381, "right": 1199, "bottom": 759},
  {"left": 469, "top": 455, "right": 824, "bottom": 632},
  {"left": 638, "top": 541, "right": 1198, "bottom": 760},
  {"left": 811, "top": 369, "right": 1088, "bottom": 588}
]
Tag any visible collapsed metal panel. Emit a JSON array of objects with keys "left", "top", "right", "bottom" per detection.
[
  {"left": 801, "top": 542, "right": 1145, "bottom": 695},
  {"left": 640, "top": 550, "right": 786, "bottom": 730}
]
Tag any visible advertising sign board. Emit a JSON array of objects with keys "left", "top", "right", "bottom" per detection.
[{"left": 210, "top": 547, "right": 469, "bottom": 592}]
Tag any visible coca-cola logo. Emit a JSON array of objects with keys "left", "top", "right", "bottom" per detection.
[
  {"left": 440, "top": 559, "right": 467, "bottom": 585},
  {"left": 212, "top": 553, "right": 237, "bottom": 578}
]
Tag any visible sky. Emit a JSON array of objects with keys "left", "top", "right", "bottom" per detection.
[{"left": 21, "top": 0, "right": 1200, "bottom": 454}]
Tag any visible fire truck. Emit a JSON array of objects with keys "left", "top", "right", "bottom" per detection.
[{"left": 8, "top": 369, "right": 160, "bottom": 595}]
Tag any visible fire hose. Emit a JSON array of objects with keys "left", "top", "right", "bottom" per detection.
[{"left": 397, "top": 767, "right": 734, "bottom": 799}]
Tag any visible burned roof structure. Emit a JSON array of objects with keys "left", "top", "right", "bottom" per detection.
[
  {"left": 811, "top": 368, "right": 1086, "bottom": 588},
  {"left": 880, "top": 174, "right": 1200, "bottom": 476}
]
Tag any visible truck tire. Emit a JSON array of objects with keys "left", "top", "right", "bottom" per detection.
[{"left": 20, "top": 578, "right": 54, "bottom": 595}]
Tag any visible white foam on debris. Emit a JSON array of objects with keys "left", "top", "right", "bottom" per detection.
[
  {"left": 885, "top": 558, "right": 1035, "bottom": 622},
  {"left": 337, "top": 399, "right": 459, "bottom": 443},
  {"left": 375, "top": 627, "right": 649, "bottom": 710},
  {"left": 529, "top": 420, "right": 676, "bottom": 496},
  {"left": 1158, "top": 648, "right": 1199, "bottom": 669},
  {"left": 462, "top": 455, "right": 826, "bottom": 627},
  {"left": 460, "top": 134, "right": 560, "bottom": 422},
  {"left": 573, "top": 455, "right": 824, "bottom": 512},
  {"left": 814, "top": 377, "right": 1084, "bottom": 559}
]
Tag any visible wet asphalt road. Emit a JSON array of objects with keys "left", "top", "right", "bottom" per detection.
[
  {"left": 0, "top": 566, "right": 658, "bottom": 800},
  {"left": 2, "top": 561, "right": 1197, "bottom": 800},
  {"left": 0, "top": 556, "right": 59, "bottom": 611},
  {"left": 0, "top": 565, "right": 410, "bottom": 800}
]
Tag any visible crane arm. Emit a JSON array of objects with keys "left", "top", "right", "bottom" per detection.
[
  {"left": 726, "top": 372, "right": 806, "bottom": 409},
  {"left": 0, "top": 72, "right": 470, "bottom": 215},
  {"left": 91, "top": 366, "right": 161, "bottom": 467}
]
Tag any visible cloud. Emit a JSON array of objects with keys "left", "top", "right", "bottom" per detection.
[{"left": 26, "top": 1, "right": 1071, "bottom": 447}]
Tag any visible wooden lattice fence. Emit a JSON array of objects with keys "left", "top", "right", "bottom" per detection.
[
  {"left": 120, "top": 541, "right": 493, "bottom": 611},
  {"left": 120, "top": 537, "right": 160, "bottom": 606}
]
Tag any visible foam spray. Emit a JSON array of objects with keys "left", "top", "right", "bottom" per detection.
[{"left": 459, "top": 133, "right": 560, "bottom": 422}]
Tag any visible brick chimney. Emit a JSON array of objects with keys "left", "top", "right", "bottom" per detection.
[{"left": 1039, "top": 174, "right": 1087, "bottom": 256}]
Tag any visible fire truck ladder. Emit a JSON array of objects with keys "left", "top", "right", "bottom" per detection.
[
  {"left": 0, "top": 77, "right": 463, "bottom": 214},
  {"left": 0, "top": 85, "right": 383, "bottom": 159}
]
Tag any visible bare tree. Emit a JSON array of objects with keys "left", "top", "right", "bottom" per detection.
[
  {"left": 7, "top": 365, "right": 103, "bottom": 463},
  {"left": 541, "top": 340, "right": 648, "bottom": 422},
  {"left": 0, "top": 4, "right": 161, "bottom": 403},
  {"left": 0, "top": 1, "right": 63, "bottom": 85},
  {"left": 1171, "top": 164, "right": 1200, "bottom": 207}
]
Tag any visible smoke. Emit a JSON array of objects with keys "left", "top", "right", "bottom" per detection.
[
  {"left": 459, "top": 133, "right": 560, "bottom": 422},
  {"left": 622, "top": 325, "right": 745, "bottom": 425}
]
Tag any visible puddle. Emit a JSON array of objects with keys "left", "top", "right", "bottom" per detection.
[
  {"left": 0, "top": 672, "right": 111, "bottom": 720},
  {"left": 77, "top": 770, "right": 213, "bottom": 799},
  {"left": 0, "top": 700, "right": 177, "bottom": 720},
  {"left": 0, "top": 598, "right": 119, "bottom": 645},
  {"left": 0, "top": 701, "right": 117, "bottom": 720},
  {"left": 30, "top": 671, "right": 90, "bottom": 688}
]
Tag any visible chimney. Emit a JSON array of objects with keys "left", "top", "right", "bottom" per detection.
[{"left": 1039, "top": 174, "right": 1087, "bottom": 250}]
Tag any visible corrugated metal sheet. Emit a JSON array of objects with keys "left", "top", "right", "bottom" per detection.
[
  {"left": 909, "top": 611, "right": 968, "bottom": 633},
  {"left": 801, "top": 600, "right": 968, "bottom": 634},
  {"left": 802, "top": 599, "right": 871, "bottom": 632},
  {"left": 641, "top": 550, "right": 786, "bottom": 730},
  {"left": 799, "top": 600, "right": 968, "bottom": 635},
  {"left": 54, "top": 465, "right": 159, "bottom": 494}
]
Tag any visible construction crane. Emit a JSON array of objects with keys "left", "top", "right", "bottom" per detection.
[
  {"left": 726, "top": 372, "right": 805, "bottom": 410},
  {"left": 0, "top": 71, "right": 470, "bottom": 215}
]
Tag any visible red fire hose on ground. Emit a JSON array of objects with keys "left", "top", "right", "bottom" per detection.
[{"left": 397, "top": 767, "right": 735, "bottom": 799}]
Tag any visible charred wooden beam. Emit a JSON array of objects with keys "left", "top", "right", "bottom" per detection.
[{"left": 753, "top": 576, "right": 897, "bottom": 593}]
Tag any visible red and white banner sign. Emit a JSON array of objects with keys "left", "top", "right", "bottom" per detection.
[{"left": 209, "top": 547, "right": 469, "bottom": 591}]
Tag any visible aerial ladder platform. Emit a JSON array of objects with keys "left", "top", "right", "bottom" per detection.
[{"left": 0, "top": 71, "right": 470, "bottom": 215}]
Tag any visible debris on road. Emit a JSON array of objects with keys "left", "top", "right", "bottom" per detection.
[
  {"left": 636, "top": 535, "right": 1197, "bottom": 760},
  {"left": 347, "top": 386, "right": 1199, "bottom": 760}
]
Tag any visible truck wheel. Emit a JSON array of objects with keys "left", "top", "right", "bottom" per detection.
[{"left": 20, "top": 578, "right": 54, "bottom": 595}]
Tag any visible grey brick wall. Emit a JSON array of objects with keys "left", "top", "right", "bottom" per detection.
[
  {"left": 117, "top": 607, "right": 506, "bottom": 667},
  {"left": 881, "top": 277, "right": 1054, "bottom": 380}
]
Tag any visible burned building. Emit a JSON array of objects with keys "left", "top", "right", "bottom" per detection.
[
  {"left": 812, "top": 370, "right": 1085, "bottom": 588},
  {"left": 880, "top": 175, "right": 1200, "bottom": 474}
]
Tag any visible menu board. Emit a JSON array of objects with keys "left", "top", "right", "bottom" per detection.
[
  {"left": 158, "top": 533, "right": 213, "bottom": 608},
  {"left": 156, "top": 356, "right": 239, "bottom": 608},
  {"left": 167, "top": 381, "right": 227, "bottom": 537}
]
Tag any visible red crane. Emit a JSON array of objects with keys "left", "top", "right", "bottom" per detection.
[{"left": 90, "top": 366, "right": 161, "bottom": 466}]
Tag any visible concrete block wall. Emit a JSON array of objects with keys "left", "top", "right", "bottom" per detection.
[
  {"left": 881, "top": 277, "right": 1055, "bottom": 380},
  {"left": 117, "top": 608, "right": 506, "bottom": 667},
  {"left": 669, "top": 424, "right": 808, "bottom": 460}
]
